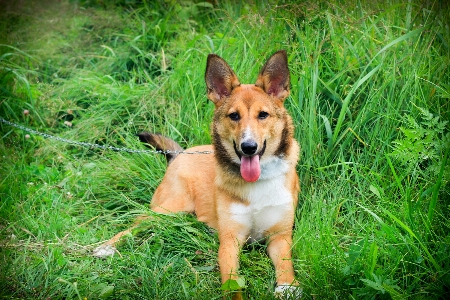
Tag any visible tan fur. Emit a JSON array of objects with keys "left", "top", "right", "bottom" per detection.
[{"left": 96, "top": 51, "right": 301, "bottom": 299}]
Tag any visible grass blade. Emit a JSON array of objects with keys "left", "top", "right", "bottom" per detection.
[{"left": 332, "top": 26, "right": 428, "bottom": 147}]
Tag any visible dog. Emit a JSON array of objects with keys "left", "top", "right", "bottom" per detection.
[{"left": 94, "top": 50, "right": 302, "bottom": 298}]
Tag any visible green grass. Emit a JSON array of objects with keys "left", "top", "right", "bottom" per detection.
[{"left": 1, "top": 0, "right": 449, "bottom": 299}]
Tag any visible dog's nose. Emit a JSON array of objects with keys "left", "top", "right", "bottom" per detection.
[{"left": 241, "top": 141, "right": 258, "bottom": 155}]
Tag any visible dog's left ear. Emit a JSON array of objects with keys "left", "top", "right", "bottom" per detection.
[
  {"left": 255, "top": 50, "right": 290, "bottom": 101},
  {"left": 205, "top": 54, "right": 241, "bottom": 105}
]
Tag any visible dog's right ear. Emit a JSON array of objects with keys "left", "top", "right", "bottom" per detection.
[
  {"left": 255, "top": 50, "right": 290, "bottom": 102},
  {"left": 205, "top": 54, "right": 240, "bottom": 104}
]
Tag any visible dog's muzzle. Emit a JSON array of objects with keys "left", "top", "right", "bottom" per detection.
[{"left": 233, "top": 140, "right": 266, "bottom": 159}]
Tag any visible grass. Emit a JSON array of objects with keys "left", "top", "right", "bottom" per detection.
[{"left": 0, "top": 0, "right": 449, "bottom": 299}]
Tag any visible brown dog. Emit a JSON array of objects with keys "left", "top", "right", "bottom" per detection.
[{"left": 94, "top": 50, "right": 302, "bottom": 298}]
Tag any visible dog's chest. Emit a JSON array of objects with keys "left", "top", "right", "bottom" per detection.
[{"left": 229, "top": 175, "right": 292, "bottom": 241}]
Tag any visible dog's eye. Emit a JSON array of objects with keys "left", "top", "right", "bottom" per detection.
[
  {"left": 258, "top": 111, "right": 269, "bottom": 120},
  {"left": 228, "top": 112, "right": 240, "bottom": 121}
]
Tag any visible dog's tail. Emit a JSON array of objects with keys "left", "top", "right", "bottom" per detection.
[{"left": 137, "top": 132, "right": 184, "bottom": 164}]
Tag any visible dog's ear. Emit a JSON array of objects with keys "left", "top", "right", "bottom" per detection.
[
  {"left": 255, "top": 50, "right": 290, "bottom": 101},
  {"left": 205, "top": 54, "right": 241, "bottom": 104}
]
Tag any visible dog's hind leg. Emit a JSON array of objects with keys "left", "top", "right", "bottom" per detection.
[
  {"left": 149, "top": 167, "right": 197, "bottom": 214},
  {"left": 93, "top": 178, "right": 197, "bottom": 258},
  {"left": 92, "top": 215, "right": 151, "bottom": 258}
]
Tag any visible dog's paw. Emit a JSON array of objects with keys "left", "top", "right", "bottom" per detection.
[
  {"left": 274, "top": 284, "right": 303, "bottom": 299},
  {"left": 92, "top": 244, "right": 116, "bottom": 258}
]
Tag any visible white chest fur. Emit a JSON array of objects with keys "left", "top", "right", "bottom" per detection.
[{"left": 229, "top": 157, "right": 293, "bottom": 241}]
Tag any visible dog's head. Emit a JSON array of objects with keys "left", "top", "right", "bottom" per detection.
[{"left": 205, "top": 51, "right": 295, "bottom": 182}]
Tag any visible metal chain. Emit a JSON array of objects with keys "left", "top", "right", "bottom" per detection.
[{"left": 0, "top": 117, "right": 213, "bottom": 155}]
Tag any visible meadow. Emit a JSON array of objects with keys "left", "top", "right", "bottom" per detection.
[{"left": 0, "top": 0, "right": 449, "bottom": 299}]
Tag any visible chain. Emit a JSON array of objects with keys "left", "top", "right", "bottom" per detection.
[{"left": 0, "top": 117, "right": 213, "bottom": 155}]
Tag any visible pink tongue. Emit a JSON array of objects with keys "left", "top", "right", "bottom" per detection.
[{"left": 240, "top": 155, "right": 261, "bottom": 182}]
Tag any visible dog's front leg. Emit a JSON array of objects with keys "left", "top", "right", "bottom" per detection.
[
  {"left": 216, "top": 193, "right": 250, "bottom": 299},
  {"left": 218, "top": 231, "right": 245, "bottom": 282},
  {"left": 267, "top": 231, "right": 302, "bottom": 298},
  {"left": 267, "top": 231, "right": 295, "bottom": 284},
  {"left": 218, "top": 230, "right": 247, "bottom": 300}
]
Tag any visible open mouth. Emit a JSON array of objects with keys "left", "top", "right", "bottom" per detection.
[{"left": 233, "top": 140, "right": 266, "bottom": 182}]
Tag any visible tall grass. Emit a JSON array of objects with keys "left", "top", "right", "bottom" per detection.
[{"left": 1, "top": 0, "right": 449, "bottom": 299}]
